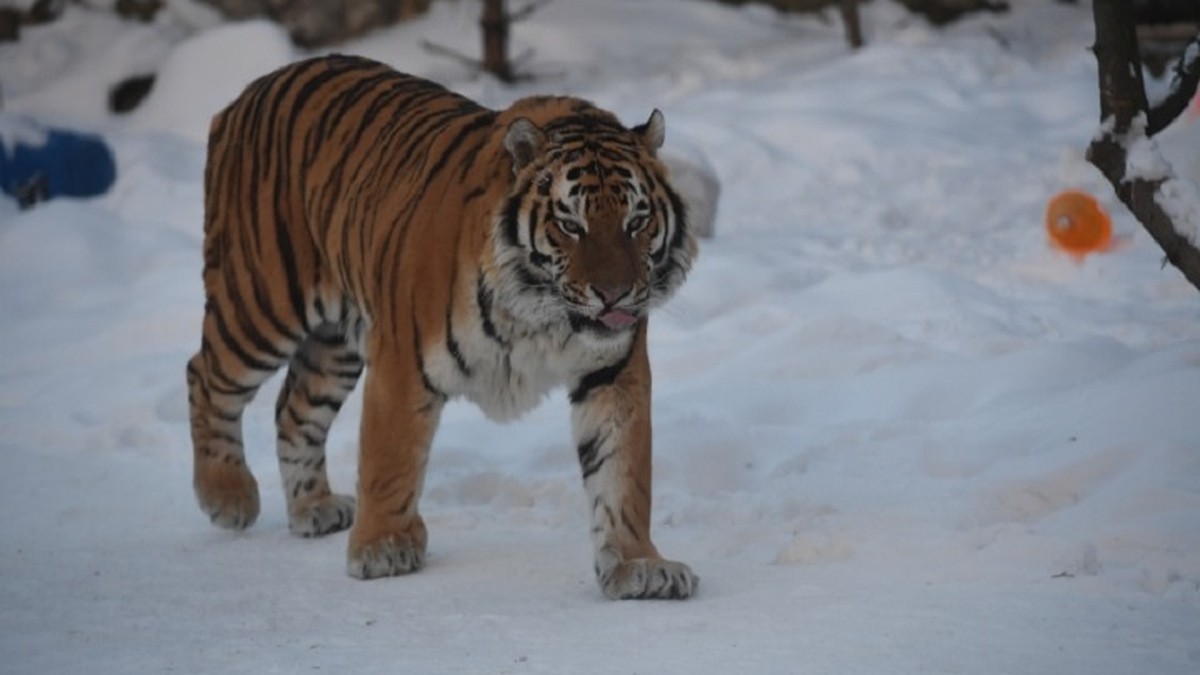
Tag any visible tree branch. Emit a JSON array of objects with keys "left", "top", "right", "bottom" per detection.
[
  {"left": 1088, "top": 126, "right": 1200, "bottom": 289},
  {"left": 509, "top": 0, "right": 551, "bottom": 23},
  {"left": 421, "top": 37, "right": 540, "bottom": 83},
  {"left": 1147, "top": 34, "right": 1200, "bottom": 135},
  {"left": 1086, "top": 0, "right": 1200, "bottom": 292},
  {"left": 420, "top": 39, "right": 487, "bottom": 74}
]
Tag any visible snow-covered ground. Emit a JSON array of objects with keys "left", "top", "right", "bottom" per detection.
[{"left": 2, "top": 0, "right": 1199, "bottom": 672}]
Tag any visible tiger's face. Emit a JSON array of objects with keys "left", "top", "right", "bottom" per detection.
[{"left": 496, "top": 107, "right": 696, "bottom": 341}]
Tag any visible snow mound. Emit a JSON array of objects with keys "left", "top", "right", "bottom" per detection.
[{"left": 131, "top": 19, "right": 295, "bottom": 143}]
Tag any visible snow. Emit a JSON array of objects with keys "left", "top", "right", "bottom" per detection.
[
  {"left": 2, "top": 0, "right": 1199, "bottom": 672},
  {"left": 1119, "top": 114, "right": 1200, "bottom": 245},
  {"left": 129, "top": 19, "right": 295, "bottom": 143}
]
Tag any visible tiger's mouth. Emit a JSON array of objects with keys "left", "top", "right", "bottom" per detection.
[
  {"left": 569, "top": 308, "right": 640, "bottom": 335},
  {"left": 598, "top": 308, "right": 638, "bottom": 330}
]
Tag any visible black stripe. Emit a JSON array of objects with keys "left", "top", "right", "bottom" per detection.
[
  {"left": 304, "top": 77, "right": 417, "bottom": 223},
  {"left": 275, "top": 369, "right": 297, "bottom": 417},
  {"left": 620, "top": 508, "right": 639, "bottom": 540},
  {"left": 209, "top": 404, "right": 241, "bottom": 423},
  {"left": 241, "top": 264, "right": 305, "bottom": 345},
  {"left": 650, "top": 208, "right": 671, "bottom": 267},
  {"left": 334, "top": 351, "right": 363, "bottom": 366},
  {"left": 475, "top": 276, "right": 508, "bottom": 348},
  {"left": 244, "top": 58, "right": 311, "bottom": 265},
  {"left": 502, "top": 193, "right": 523, "bottom": 246},
  {"left": 445, "top": 307, "right": 472, "bottom": 377},
  {"left": 455, "top": 137, "right": 490, "bottom": 182},
  {"left": 526, "top": 200, "right": 552, "bottom": 268},
  {"left": 368, "top": 106, "right": 472, "bottom": 306},
  {"left": 209, "top": 429, "right": 242, "bottom": 447},
  {"left": 355, "top": 100, "right": 472, "bottom": 290},
  {"left": 412, "top": 310, "right": 446, "bottom": 400},
  {"left": 305, "top": 69, "right": 403, "bottom": 164},
  {"left": 224, "top": 65, "right": 310, "bottom": 346},
  {"left": 304, "top": 391, "right": 347, "bottom": 413},
  {"left": 333, "top": 368, "right": 364, "bottom": 381},
  {"left": 211, "top": 303, "right": 282, "bottom": 373},
  {"left": 577, "top": 433, "right": 611, "bottom": 480},
  {"left": 569, "top": 338, "right": 636, "bottom": 404},
  {"left": 312, "top": 296, "right": 328, "bottom": 324},
  {"left": 277, "top": 62, "right": 369, "bottom": 331},
  {"left": 205, "top": 357, "right": 259, "bottom": 397},
  {"left": 292, "top": 346, "right": 322, "bottom": 375},
  {"left": 316, "top": 85, "right": 443, "bottom": 235},
  {"left": 272, "top": 210, "right": 308, "bottom": 335},
  {"left": 463, "top": 185, "right": 487, "bottom": 204},
  {"left": 282, "top": 407, "right": 325, "bottom": 448},
  {"left": 658, "top": 182, "right": 689, "bottom": 264},
  {"left": 514, "top": 264, "right": 547, "bottom": 291},
  {"left": 414, "top": 111, "right": 497, "bottom": 196},
  {"left": 310, "top": 328, "right": 346, "bottom": 347},
  {"left": 544, "top": 114, "right": 626, "bottom": 138},
  {"left": 651, "top": 187, "right": 689, "bottom": 294}
]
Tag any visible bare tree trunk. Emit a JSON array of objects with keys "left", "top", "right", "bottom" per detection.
[
  {"left": 481, "top": 0, "right": 515, "bottom": 83},
  {"left": 425, "top": 0, "right": 547, "bottom": 83},
  {"left": 840, "top": 0, "right": 864, "bottom": 50},
  {"left": 1086, "top": 0, "right": 1200, "bottom": 292}
]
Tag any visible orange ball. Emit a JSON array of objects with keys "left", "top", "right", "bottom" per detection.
[{"left": 1045, "top": 190, "right": 1113, "bottom": 259}]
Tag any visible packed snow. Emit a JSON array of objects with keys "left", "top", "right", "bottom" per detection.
[{"left": 2, "top": 0, "right": 1199, "bottom": 673}]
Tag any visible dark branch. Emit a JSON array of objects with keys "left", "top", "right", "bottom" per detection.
[
  {"left": 1147, "top": 33, "right": 1200, "bottom": 136},
  {"left": 1091, "top": 0, "right": 1148, "bottom": 133},
  {"left": 420, "top": 40, "right": 486, "bottom": 74},
  {"left": 420, "top": 40, "right": 540, "bottom": 84},
  {"left": 509, "top": 0, "right": 551, "bottom": 23},
  {"left": 1088, "top": 133, "right": 1200, "bottom": 291},
  {"left": 1086, "top": 0, "right": 1200, "bottom": 293},
  {"left": 511, "top": 46, "right": 536, "bottom": 69}
]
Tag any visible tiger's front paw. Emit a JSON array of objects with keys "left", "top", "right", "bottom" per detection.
[
  {"left": 595, "top": 549, "right": 698, "bottom": 600},
  {"left": 288, "top": 493, "right": 355, "bottom": 538},
  {"left": 346, "top": 519, "right": 427, "bottom": 579}
]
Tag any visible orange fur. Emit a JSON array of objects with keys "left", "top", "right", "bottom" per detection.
[{"left": 187, "top": 55, "right": 697, "bottom": 599}]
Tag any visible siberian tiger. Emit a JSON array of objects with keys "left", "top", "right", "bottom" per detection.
[{"left": 186, "top": 54, "right": 698, "bottom": 600}]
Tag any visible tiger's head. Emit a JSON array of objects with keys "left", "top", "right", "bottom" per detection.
[{"left": 493, "top": 100, "right": 697, "bottom": 342}]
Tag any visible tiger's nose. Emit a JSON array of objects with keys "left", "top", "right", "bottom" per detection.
[{"left": 592, "top": 283, "right": 631, "bottom": 306}]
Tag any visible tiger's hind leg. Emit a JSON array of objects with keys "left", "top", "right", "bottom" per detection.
[
  {"left": 274, "top": 321, "right": 363, "bottom": 537},
  {"left": 187, "top": 336, "right": 288, "bottom": 530}
]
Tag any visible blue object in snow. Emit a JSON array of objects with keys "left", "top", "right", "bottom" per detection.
[{"left": 0, "top": 115, "right": 117, "bottom": 208}]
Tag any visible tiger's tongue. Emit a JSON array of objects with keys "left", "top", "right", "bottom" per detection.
[{"left": 599, "top": 309, "right": 637, "bottom": 330}]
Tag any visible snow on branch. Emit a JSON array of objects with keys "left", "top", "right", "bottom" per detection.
[
  {"left": 1147, "top": 34, "right": 1200, "bottom": 136},
  {"left": 1086, "top": 0, "right": 1200, "bottom": 292}
]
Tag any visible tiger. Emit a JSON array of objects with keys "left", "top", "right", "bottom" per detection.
[{"left": 185, "top": 54, "right": 698, "bottom": 600}]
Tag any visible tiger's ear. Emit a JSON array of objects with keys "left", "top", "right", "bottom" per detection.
[
  {"left": 504, "top": 118, "right": 547, "bottom": 173},
  {"left": 632, "top": 109, "right": 665, "bottom": 154}
]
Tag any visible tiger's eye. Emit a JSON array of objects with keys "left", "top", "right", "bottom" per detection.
[
  {"left": 626, "top": 215, "right": 649, "bottom": 235},
  {"left": 556, "top": 219, "right": 585, "bottom": 238}
]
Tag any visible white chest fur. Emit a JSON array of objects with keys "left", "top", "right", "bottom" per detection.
[{"left": 422, "top": 303, "right": 631, "bottom": 422}]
